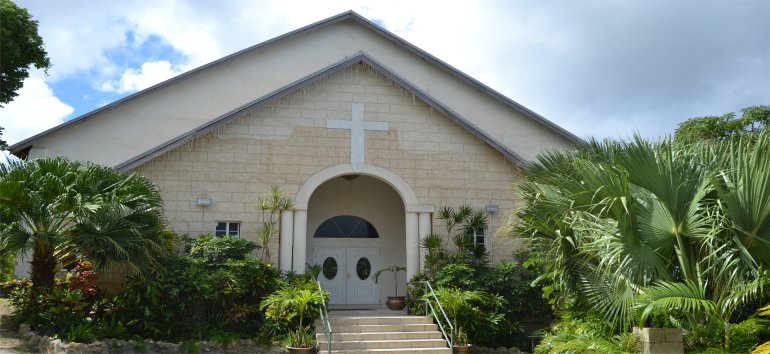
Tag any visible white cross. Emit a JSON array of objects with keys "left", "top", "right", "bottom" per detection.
[{"left": 327, "top": 103, "right": 389, "bottom": 172}]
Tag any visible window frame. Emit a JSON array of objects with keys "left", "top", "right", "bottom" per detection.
[
  {"left": 215, "top": 221, "right": 241, "bottom": 237},
  {"left": 470, "top": 228, "right": 488, "bottom": 248}
]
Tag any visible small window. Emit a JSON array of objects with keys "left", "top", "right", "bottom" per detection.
[
  {"left": 471, "top": 228, "right": 487, "bottom": 247},
  {"left": 215, "top": 221, "right": 240, "bottom": 237},
  {"left": 314, "top": 215, "right": 379, "bottom": 238}
]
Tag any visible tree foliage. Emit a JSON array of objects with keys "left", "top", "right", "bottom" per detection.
[
  {"left": 0, "top": 0, "right": 51, "bottom": 106},
  {"left": 516, "top": 134, "right": 770, "bottom": 351},
  {"left": 0, "top": 157, "right": 173, "bottom": 290},
  {"left": 0, "top": 127, "right": 8, "bottom": 150},
  {"left": 674, "top": 105, "right": 770, "bottom": 144}
]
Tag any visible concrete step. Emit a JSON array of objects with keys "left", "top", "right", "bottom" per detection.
[
  {"left": 319, "top": 339, "right": 448, "bottom": 350},
  {"left": 317, "top": 331, "right": 444, "bottom": 341},
  {"left": 325, "top": 349, "right": 452, "bottom": 354},
  {"left": 316, "top": 312, "right": 450, "bottom": 353},
  {"left": 325, "top": 348, "right": 452, "bottom": 354},
  {"left": 331, "top": 324, "right": 440, "bottom": 333},
  {"left": 325, "top": 316, "right": 434, "bottom": 326}
]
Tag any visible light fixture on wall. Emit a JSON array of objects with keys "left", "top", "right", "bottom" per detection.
[
  {"left": 197, "top": 197, "right": 213, "bottom": 206},
  {"left": 485, "top": 202, "right": 499, "bottom": 213}
]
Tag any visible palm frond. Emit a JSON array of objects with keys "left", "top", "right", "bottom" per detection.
[{"left": 636, "top": 280, "right": 716, "bottom": 326}]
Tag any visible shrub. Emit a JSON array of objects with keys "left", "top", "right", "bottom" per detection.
[
  {"left": 0, "top": 253, "right": 13, "bottom": 283},
  {"left": 261, "top": 275, "right": 328, "bottom": 347},
  {"left": 187, "top": 235, "right": 258, "bottom": 266},
  {"left": 534, "top": 316, "right": 636, "bottom": 354},
  {"left": 408, "top": 251, "right": 550, "bottom": 348},
  {"left": 114, "top": 237, "right": 280, "bottom": 340}
]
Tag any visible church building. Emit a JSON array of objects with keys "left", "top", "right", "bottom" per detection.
[{"left": 10, "top": 11, "right": 580, "bottom": 306}]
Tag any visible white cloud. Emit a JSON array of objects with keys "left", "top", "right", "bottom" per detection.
[
  {"left": 0, "top": 75, "right": 74, "bottom": 146},
  {"left": 100, "top": 60, "right": 184, "bottom": 94},
  {"left": 12, "top": 0, "right": 770, "bottom": 140}
]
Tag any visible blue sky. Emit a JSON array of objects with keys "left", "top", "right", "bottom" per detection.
[
  {"left": 49, "top": 33, "right": 188, "bottom": 114},
  {"left": 1, "top": 0, "right": 769, "bottom": 146}
]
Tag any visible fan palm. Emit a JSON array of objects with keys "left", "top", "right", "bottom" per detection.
[
  {"left": 516, "top": 134, "right": 770, "bottom": 349},
  {"left": 0, "top": 157, "right": 172, "bottom": 290}
]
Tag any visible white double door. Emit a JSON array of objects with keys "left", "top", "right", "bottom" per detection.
[{"left": 314, "top": 247, "right": 380, "bottom": 305}]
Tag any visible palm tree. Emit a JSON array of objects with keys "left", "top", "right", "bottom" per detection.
[
  {"left": 0, "top": 157, "right": 172, "bottom": 290},
  {"left": 516, "top": 134, "right": 770, "bottom": 349},
  {"left": 256, "top": 185, "right": 294, "bottom": 263}
]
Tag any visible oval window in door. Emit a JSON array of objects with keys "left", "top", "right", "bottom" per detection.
[
  {"left": 356, "top": 257, "right": 371, "bottom": 280},
  {"left": 322, "top": 257, "right": 338, "bottom": 280}
]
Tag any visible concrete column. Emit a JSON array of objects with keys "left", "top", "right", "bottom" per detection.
[
  {"left": 292, "top": 209, "right": 308, "bottom": 272},
  {"left": 279, "top": 210, "right": 294, "bottom": 272},
  {"left": 418, "top": 212, "right": 432, "bottom": 273},
  {"left": 405, "top": 212, "right": 419, "bottom": 281}
]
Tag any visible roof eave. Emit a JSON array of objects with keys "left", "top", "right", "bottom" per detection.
[
  {"left": 11, "top": 10, "right": 581, "bottom": 154},
  {"left": 9, "top": 11, "right": 360, "bottom": 153}
]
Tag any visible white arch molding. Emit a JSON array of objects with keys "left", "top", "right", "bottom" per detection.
[
  {"left": 280, "top": 163, "right": 433, "bottom": 284},
  {"left": 294, "top": 163, "right": 431, "bottom": 212}
]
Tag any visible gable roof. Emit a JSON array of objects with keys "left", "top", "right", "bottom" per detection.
[
  {"left": 11, "top": 10, "right": 581, "bottom": 163},
  {"left": 115, "top": 53, "right": 522, "bottom": 172}
]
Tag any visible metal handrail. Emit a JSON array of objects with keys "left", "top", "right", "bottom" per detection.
[
  {"left": 422, "top": 281, "right": 454, "bottom": 348},
  {"left": 316, "top": 280, "right": 333, "bottom": 354}
]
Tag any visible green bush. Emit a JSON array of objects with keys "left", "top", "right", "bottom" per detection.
[
  {"left": 434, "top": 263, "right": 478, "bottom": 289},
  {"left": 534, "top": 316, "right": 637, "bottom": 354},
  {"left": 115, "top": 237, "right": 280, "bottom": 340},
  {"left": 4, "top": 235, "right": 281, "bottom": 343},
  {"left": 2, "top": 261, "right": 106, "bottom": 336},
  {"left": 0, "top": 253, "right": 14, "bottom": 283},
  {"left": 261, "top": 275, "right": 327, "bottom": 348},
  {"left": 729, "top": 317, "right": 770, "bottom": 353},
  {"left": 187, "top": 235, "right": 258, "bottom": 266},
  {"left": 408, "top": 252, "right": 551, "bottom": 348}
]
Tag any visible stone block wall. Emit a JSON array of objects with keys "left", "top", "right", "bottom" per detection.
[
  {"left": 633, "top": 327, "right": 684, "bottom": 354},
  {"left": 135, "top": 63, "right": 522, "bottom": 265}
]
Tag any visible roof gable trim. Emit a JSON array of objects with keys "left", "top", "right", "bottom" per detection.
[{"left": 12, "top": 10, "right": 581, "bottom": 154}]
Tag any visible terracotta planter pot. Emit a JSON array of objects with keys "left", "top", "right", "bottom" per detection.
[
  {"left": 453, "top": 344, "right": 472, "bottom": 353},
  {"left": 287, "top": 346, "right": 316, "bottom": 354},
  {"left": 385, "top": 296, "right": 406, "bottom": 310}
]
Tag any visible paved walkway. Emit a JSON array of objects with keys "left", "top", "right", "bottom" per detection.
[{"left": 0, "top": 299, "right": 30, "bottom": 354}]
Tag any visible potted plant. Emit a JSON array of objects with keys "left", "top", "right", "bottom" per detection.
[
  {"left": 425, "top": 287, "right": 484, "bottom": 353},
  {"left": 261, "top": 278, "right": 328, "bottom": 353},
  {"left": 373, "top": 265, "right": 407, "bottom": 310}
]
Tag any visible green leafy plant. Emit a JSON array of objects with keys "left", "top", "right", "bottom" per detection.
[
  {"left": 516, "top": 134, "right": 770, "bottom": 351},
  {"left": 187, "top": 235, "right": 258, "bottom": 266},
  {"left": 373, "top": 265, "right": 406, "bottom": 296},
  {"left": 261, "top": 278, "right": 327, "bottom": 348},
  {"left": 534, "top": 316, "right": 637, "bottom": 354},
  {"left": 255, "top": 185, "right": 294, "bottom": 263},
  {"left": 0, "top": 157, "right": 172, "bottom": 291},
  {"left": 64, "top": 322, "right": 95, "bottom": 343},
  {"left": 424, "top": 287, "right": 503, "bottom": 347},
  {"left": 114, "top": 235, "right": 280, "bottom": 341}
]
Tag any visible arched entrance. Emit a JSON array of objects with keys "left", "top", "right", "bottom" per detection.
[
  {"left": 308, "top": 175, "right": 404, "bottom": 305},
  {"left": 278, "top": 164, "right": 434, "bottom": 305}
]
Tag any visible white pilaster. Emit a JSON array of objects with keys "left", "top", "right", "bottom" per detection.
[
  {"left": 418, "top": 212, "right": 432, "bottom": 273},
  {"left": 405, "top": 212, "right": 419, "bottom": 281},
  {"left": 292, "top": 209, "right": 308, "bottom": 273},
  {"left": 279, "top": 210, "right": 294, "bottom": 272}
]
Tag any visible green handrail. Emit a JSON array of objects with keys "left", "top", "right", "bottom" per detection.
[
  {"left": 316, "top": 280, "right": 332, "bottom": 354},
  {"left": 423, "top": 281, "right": 454, "bottom": 348}
]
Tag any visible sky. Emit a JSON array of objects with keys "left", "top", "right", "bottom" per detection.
[{"left": 1, "top": 0, "right": 769, "bottom": 146}]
